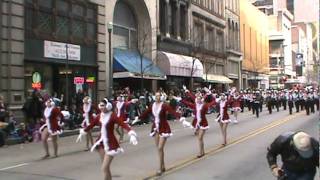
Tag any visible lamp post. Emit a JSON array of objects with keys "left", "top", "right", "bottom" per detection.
[
  {"left": 107, "top": 22, "right": 113, "bottom": 98},
  {"left": 65, "top": 44, "right": 69, "bottom": 107}
]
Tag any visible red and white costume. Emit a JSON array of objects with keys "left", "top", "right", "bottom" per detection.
[
  {"left": 84, "top": 112, "right": 134, "bottom": 156},
  {"left": 181, "top": 92, "right": 216, "bottom": 130},
  {"left": 215, "top": 99, "right": 231, "bottom": 123},
  {"left": 231, "top": 95, "right": 242, "bottom": 112},
  {"left": 81, "top": 103, "right": 98, "bottom": 128},
  {"left": 139, "top": 102, "right": 180, "bottom": 138},
  {"left": 114, "top": 100, "right": 131, "bottom": 122},
  {"left": 40, "top": 107, "right": 63, "bottom": 136}
]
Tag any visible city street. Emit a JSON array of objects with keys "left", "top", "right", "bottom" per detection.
[{"left": 0, "top": 109, "right": 318, "bottom": 180}]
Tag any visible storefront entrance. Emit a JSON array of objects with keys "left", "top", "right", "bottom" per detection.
[{"left": 25, "top": 62, "right": 97, "bottom": 106}]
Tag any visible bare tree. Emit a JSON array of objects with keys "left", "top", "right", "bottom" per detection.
[{"left": 136, "top": 27, "right": 158, "bottom": 92}]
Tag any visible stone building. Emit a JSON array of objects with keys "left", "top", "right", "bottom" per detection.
[{"left": 0, "top": 0, "right": 106, "bottom": 118}]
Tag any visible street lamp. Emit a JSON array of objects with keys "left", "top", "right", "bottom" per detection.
[
  {"left": 107, "top": 22, "right": 113, "bottom": 98},
  {"left": 65, "top": 44, "right": 69, "bottom": 107}
]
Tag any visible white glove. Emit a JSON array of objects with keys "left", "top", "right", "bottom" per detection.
[
  {"left": 183, "top": 85, "right": 189, "bottom": 92},
  {"left": 203, "top": 87, "right": 210, "bottom": 93},
  {"left": 182, "top": 120, "right": 192, "bottom": 128},
  {"left": 179, "top": 117, "right": 186, "bottom": 122},
  {"left": 92, "top": 113, "right": 97, "bottom": 118},
  {"left": 128, "top": 130, "right": 138, "bottom": 145},
  {"left": 208, "top": 84, "right": 212, "bottom": 90},
  {"left": 76, "top": 128, "right": 87, "bottom": 143},
  {"left": 129, "top": 135, "right": 138, "bottom": 145},
  {"left": 125, "top": 118, "right": 130, "bottom": 123},
  {"left": 131, "top": 116, "right": 140, "bottom": 125}
]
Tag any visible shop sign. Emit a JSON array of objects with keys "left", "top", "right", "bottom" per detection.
[
  {"left": 86, "top": 77, "right": 95, "bottom": 83},
  {"left": 32, "top": 83, "right": 42, "bottom": 89},
  {"left": 32, "top": 72, "right": 42, "bottom": 90},
  {"left": 44, "top": 40, "right": 80, "bottom": 61},
  {"left": 74, "top": 77, "right": 85, "bottom": 84}
]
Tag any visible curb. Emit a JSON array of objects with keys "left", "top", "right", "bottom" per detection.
[{"left": 4, "top": 127, "right": 100, "bottom": 146}]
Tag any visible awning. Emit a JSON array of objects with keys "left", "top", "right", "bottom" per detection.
[
  {"left": 157, "top": 51, "right": 203, "bottom": 78},
  {"left": 113, "top": 49, "right": 166, "bottom": 80},
  {"left": 203, "top": 74, "right": 233, "bottom": 84}
]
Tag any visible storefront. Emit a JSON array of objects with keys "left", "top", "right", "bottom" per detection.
[
  {"left": 25, "top": 0, "right": 99, "bottom": 104},
  {"left": 157, "top": 51, "right": 204, "bottom": 90}
]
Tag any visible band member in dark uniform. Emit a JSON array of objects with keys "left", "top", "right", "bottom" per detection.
[
  {"left": 287, "top": 91, "right": 294, "bottom": 115},
  {"left": 281, "top": 90, "right": 287, "bottom": 110},
  {"left": 293, "top": 90, "right": 300, "bottom": 113},
  {"left": 266, "top": 91, "right": 273, "bottom": 114}
]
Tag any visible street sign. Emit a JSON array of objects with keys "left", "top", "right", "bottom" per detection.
[{"left": 74, "top": 77, "right": 85, "bottom": 84}]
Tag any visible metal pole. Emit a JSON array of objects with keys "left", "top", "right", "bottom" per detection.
[
  {"left": 108, "top": 31, "right": 113, "bottom": 98},
  {"left": 65, "top": 44, "right": 69, "bottom": 106}
]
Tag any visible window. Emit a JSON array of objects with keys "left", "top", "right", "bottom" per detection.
[
  {"left": 26, "top": 1, "right": 97, "bottom": 45},
  {"left": 39, "top": 0, "right": 52, "bottom": 9},
  {"left": 216, "top": 30, "right": 224, "bottom": 52},
  {"left": 87, "top": 23, "right": 96, "bottom": 39},
  {"left": 38, "top": 12, "right": 53, "bottom": 33},
  {"left": 56, "top": 0, "right": 68, "bottom": 13},
  {"left": 72, "top": 4, "right": 85, "bottom": 17},
  {"left": 180, "top": 6, "right": 186, "bottom": 40},
  {"left": 216, "top": 64, "right": 224, "bottom": 75},
  {"left": 159, "top": 0, "right": 166, "bottom": 34},
  {"left": 113, "top": 1, "right": 138, "bottom": 50},
  {"left": 56, "top": 16, "right": 69, "bottom": 37},
  {"left": 72, "top": 20, "right": 85, "bottom": 38},
  {"left": 194, "top": 22, "right": 203, "bottom": 47}
]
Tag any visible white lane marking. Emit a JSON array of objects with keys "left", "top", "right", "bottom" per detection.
[{"left": 0, "top": 163, "right": 29, "bottom": 171}]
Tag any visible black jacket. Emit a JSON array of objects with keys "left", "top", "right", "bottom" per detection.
[{"left": 267, "top": 132, "right": 319, "bottom": 173}]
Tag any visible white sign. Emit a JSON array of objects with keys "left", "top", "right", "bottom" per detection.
[
  {"left": 44, "top": 40, "right": 80, "bottom": 61},
  {"left": 67, "top": 44, "right": 81, "bottom": 61}
]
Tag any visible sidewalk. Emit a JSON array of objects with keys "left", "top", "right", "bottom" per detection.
[{"left": 5, "top": 127, "right": 100, "bottom": 146}]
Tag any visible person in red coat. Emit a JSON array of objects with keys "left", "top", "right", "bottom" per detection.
[
  {"left": 231, "top": 91, "right": 242, "bottom": 123},
  {"left": 114, "top": 94, "right": 133, "bottom": 142},
  {"left": 78, "top": 98, "right": 138, "bottom": 180},
  {"left": 181, "top": 88, "right": 216, "bottom": 158},
  {"left": 81, "top": 96, "right": 98, "bottom": 150},
  {"left": 39, "top": 98, "right": 63, "bottom": 158},
  {"left": 137, "top": 91, "right": 182, "bottom": 175},
  {"left": 215, "top": 93, "right": 231, "bottom": 146}
]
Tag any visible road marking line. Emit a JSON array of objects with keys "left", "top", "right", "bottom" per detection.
[
  {"left": 0, "top": 163, "right": 29, "bottom": 171},
  {"left": 142, "top": 112, "right": 302, "bottom": 180}
]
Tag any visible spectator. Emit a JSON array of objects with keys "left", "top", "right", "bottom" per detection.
[
  {"left": 22, "top": 90, "right": 43, "bottom": 128},
  {"left": 0, "top": 95, "right": 8, "bottom": 123},
  {"left": 267, "top": 131, "right": 319, "bottom": 180}
]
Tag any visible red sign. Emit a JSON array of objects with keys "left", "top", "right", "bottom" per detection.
[
  {"left": 74, "top": 77, "right": 85, "bottom": 84},
  {"left": 32, "top": 83, "right": 42, "bottom": 89}
]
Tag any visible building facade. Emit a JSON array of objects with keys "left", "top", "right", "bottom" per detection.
[
  {"left": 225, "top": 0, "right": 242, "bottom": 89},
  {"left": 268, "top": 9, "right": 294, "bottom": 89},
  {"left": 240, "top": 0, "right": 270, "bottom": 89},
  {"left": 0, "top": 0, "right": 106, "bottom": 118}
]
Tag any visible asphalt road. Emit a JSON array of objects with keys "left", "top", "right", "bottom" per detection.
[{"left": 0, "top": 108, "right": 318, "bottom": 180}]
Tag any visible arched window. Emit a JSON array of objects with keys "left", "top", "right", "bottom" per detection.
[{"left": 113, "top": 1, "right": 137, "bottom": 50}]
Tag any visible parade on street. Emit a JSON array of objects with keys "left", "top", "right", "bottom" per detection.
[{"left": 0, "top": 0, "right": 319, "bottom": 180}]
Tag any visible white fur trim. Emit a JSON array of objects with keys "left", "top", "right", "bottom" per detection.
[
  {"left": 221, "top": 119, "right": 231, "bottom": 124},
  {"left": 232, "top": 107, "right": 241, "bottom": 112},
  {"left": 106, "top": 148, "right": 124, "bottom": 156},
  {"left": 200, "top": 125, "right": 210, "bottom": 130},
  {"left": 159, "top": 133, "right": 173, "bottom": 138},
  {"left": 39, "top": 124, "right": 47, "bottom": 133}
]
